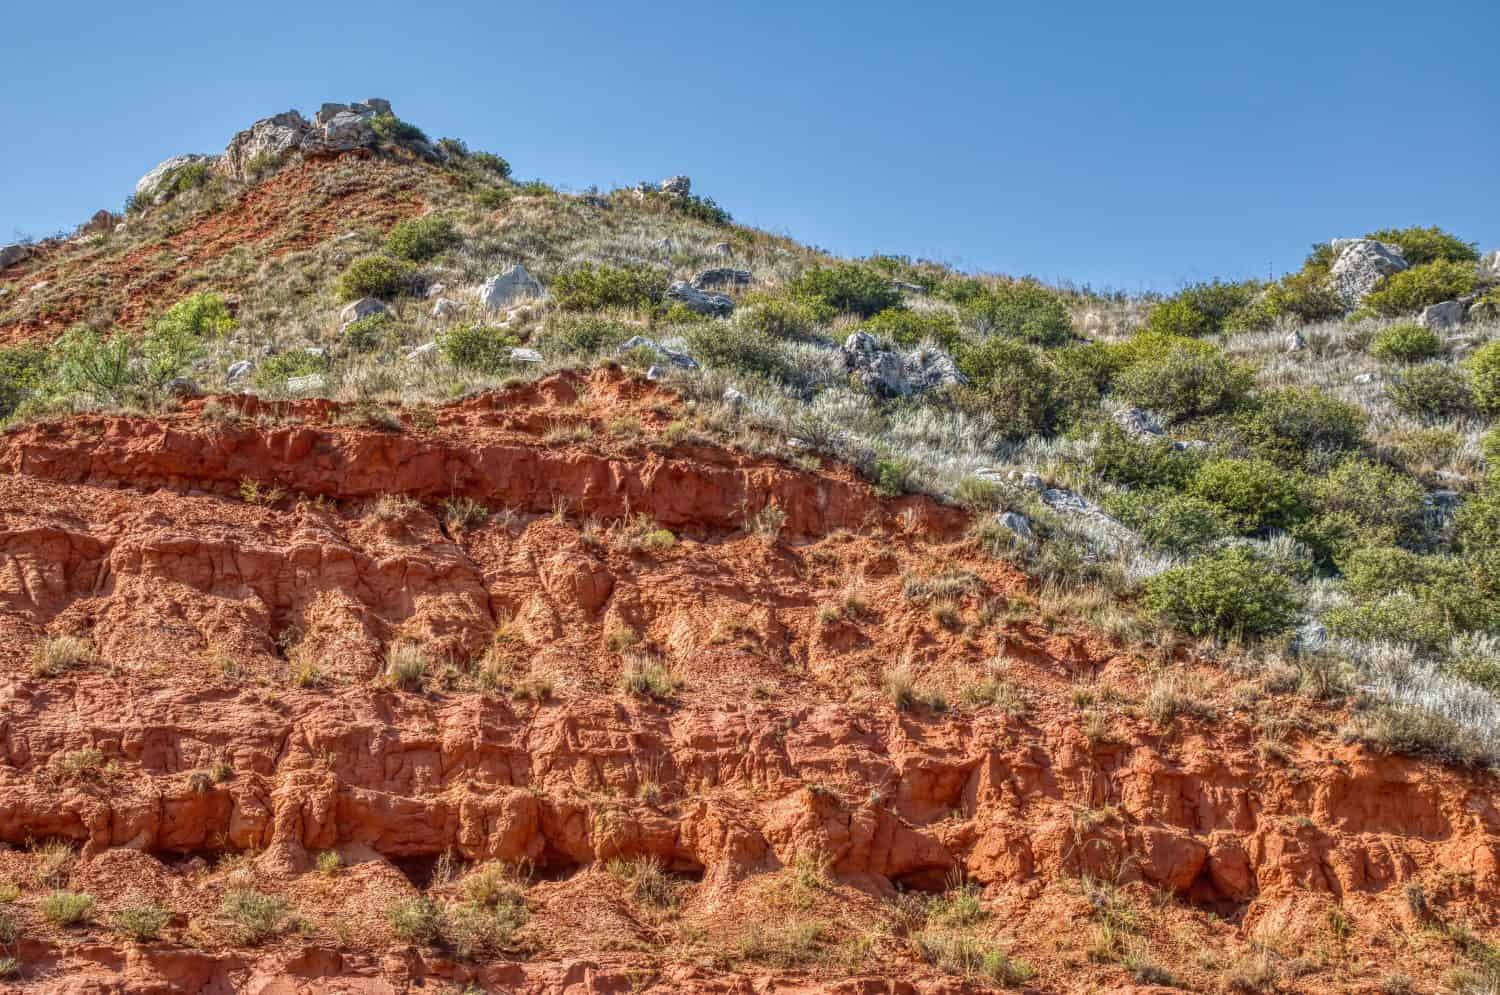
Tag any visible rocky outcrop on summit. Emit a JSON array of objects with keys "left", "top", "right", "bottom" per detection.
[
  {"left": 133, "top": 153, "right": 214, "bottom": 205},
  {"left": 220, "top": 110, "right": 314, "bottom": 181},
  {"left": 1329, "top": 238, "right": 1409, "bottom": 308}
]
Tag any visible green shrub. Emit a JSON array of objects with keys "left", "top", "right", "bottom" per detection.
[
  {"left": 862, "top": 307, "right": 961, "bottom": 350},
  {"left": 1091, "top": 422, "right": 1197, "bottom": 489},
  {"left": 469, "top": 152, "right": 511, "bottom": 178},
  {"left": 1262, "top": 269, "right": 1343, "bottom": 323},
  {"left": 1142, "top": 281, "right": 1259, "bottom": 338},
  {"left": 153, "top": 291, "right": 235, "bottom": 341},
  {"left": 1326, "top": 548, "right": 1492, "bottom": 650},
  {"left": 0, "top": 343, "right": 50, "bottom": 418},
  {"left": 672, "top": 194, "right": 732, "bottom": 226},
  {"left": 1362, "top": 260, "right": 1477, "bottom": 317},
  {"left": 871, "top": 455, "right": 913, "bottom": 497},
  {"left": 1369, "top": 322, "right": 1441, "bottom": 364},
  {"left": 1456, "top": 489, "right": 1500, "bottom": 593},
  {"left": 385, "top": 215, "right": 458, "bottom": 262},
  {"left": 254, "top": 349, "right": 326, "bottom": 390},
  {"left": 1190, "top": 458, "right": 1305, "bottom": 534},
  {"left": 337, "top": 255, "right": 419, "bottom": 302},
  {"left": 341, "top": 313, "right": 399, "bottom": 353},
  {"left": 388, "top": 897, "right": 442, "bottom": 944},
  {"left": 1309, "top": 457, "right": 1428, "bottom": 552},
  {"left": 113, "top": 898, "right": 171, "bottom": 941},
  {"left": 1138, "top": 493, "right": 1231, "bottom": 555},
  {"left": 1386, "top": 363, "right": 1475, "bottom": 420},
  {"left": 787, "top": 263, "right": 899, "bottom": 318},
  {"left": 1366, "top": 226, "right": 1479, "bottom": 266},
  {"left": 960, "top": 281, "right": 1071, "bottom": 346},
  {"left": 370, "top": 113, "right": 428, "bottom": 145},
  {"left": 220, "top": 889, "right": 288, "bottom": 945},
  {"left": 1115, "top": 339, "right": 1253, "bottom": 424},
  {"left": 551, "top": 264, "right": 666, "bottom": 313},
  {"left": 680, "top": 324, "right": 790, "bottom": 382},
  {"left": 1143, "top": 546, "right": 1298, "bottom": 639},
  {"left": 40, "top": 891, "right": 95, "bottom": 927},
  {"left": 1243, "top": 385, "right": 1366, "bottom": 469},
  {"left": 49, "top": 325, "right": 135, "bottom": 402},
  {"left": 954, "top": 339, "right": 1059, "bottom": 439},
  {"left": 540, "top": 314, "right": 631, "bottom": 355},
  {"left": 439, "top": 324, "right": 520, "bottom": 373},
  {"left": 733, "top": 294, "right": 829, "bottom": 341},
  {"left": 1466, "top": 341, "right": 1500, "bottom": 416}
]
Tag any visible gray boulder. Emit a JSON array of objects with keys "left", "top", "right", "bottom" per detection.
[
  {"left": 406, "top": 341, "right": 438, "bottom": 362},
  {"left": 618, "top": 335, "right": 698, "bottom": 369},
  {"left": 660, "top": 175, "right": 691, "bottom": 197},
  {"left": 1112, "top": 406, "right": 1163, "bottom": 437},
  {"left": 478, "top": 265, "right": 543, "bottom": 311},
  {"left": 997, "top": 512, "right": 1033, "bottom": 539},
  {"left": 842, "top": 332, "right": 966, "bottom": 397},
  {"left": 134, "top": 154, "right": 216, "bottom": 205},
  {"left": 165, "top": 378, "right": 199, "bottom": 397},
  {"left": 0, "top": 244, "right": 35, "bottom": 269},
  {"left": 1292, "top": 620, "right": 1328, "bottom": 655},
  {"left": 286, "top": 373, "right": 325, "bottom": 394},
  {"left": 226, "top": 360, "right": 254, "bottom": 383},
  {"left": 321, "top": 111, "right": 375, "bottom": 151},
  {"left": 723, "top": 387, "right": 746, "bottom": 409},
  {"left": 691, "top": 267, "right": 752, "bottom": 291},
  {"left": 1284, "top": 330, "right": 1307, "bottom": 353},
  {"left": 709, "top": 241, "right": 733, "bottom": 257},
  {"left": 509, "top": 347, "right": 543, "bottom": 364},
  {"left": 1482, "top": 250, "right": 1500, "bottom": 281},
  {"left": 1329, "top": 239, "right": 1408, "bottom": 308},
  {"left": 892, "top": 281, "right": 927, "bottom": 296},
  {"left": 340, "top": 297, "right": 389, "bottom": 327},
  {"left": 666, "top": 280, "right": 734, "bottom": 317},
  {"left": 221, "top": 111, "right": 312, "bottom": 180},
  {"left": 1419, "top": 299, "right": 1465, "bottom": 331},
  {"left": 431, "top": 297, "right": 462, "bottom": 320},
  {"left": 1353, "top": 372, "right": 1380, "bottom": 385}
]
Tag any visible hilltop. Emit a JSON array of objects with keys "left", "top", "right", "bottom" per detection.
[{"left": 0, "top": 98, "right": 1499, "bottom": 994}]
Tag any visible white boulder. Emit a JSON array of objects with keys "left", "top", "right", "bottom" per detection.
[
  {"left": 1419, "top": 299, "right": 1466, "bottom": 331},
  {"left": 478, "top": 265, "right": 543, "bottom": 311},
  {"left": 1329, "top": 239, "right": 1408, "bottom": 308}
]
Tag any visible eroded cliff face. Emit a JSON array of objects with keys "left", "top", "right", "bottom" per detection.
[{"left": 0, "top": 370, "right": 1495, "bottom": 993}]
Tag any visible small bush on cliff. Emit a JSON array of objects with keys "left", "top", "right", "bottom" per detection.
[
  {"left": 370, "top": 113, "right": 428, "bottom": 145},
  {"left": 30, "top": 634, "right": 95, "bottom": 677},
  {"left": 1370, "top": 323, "right": 1442, "bottom": 364},
  {"left": 1386, "top": 363, "right": 1475, "bottom": 420},
  {"left": 1366, "top": 226, "right": 1479, "bottom": 266},
  {"left": 386, "top": 643, "right": 429, "bottom": 691},
  {"left": 1189, "top": 458, "right": 1305, "bottom": 535},
  {"left": 959, "top": 280, "right": 1072, "bottom": 346},
  {"left": 39, "top": 891, "right": 94, "bottom": 928},
  {"left": 388, "top": 897, "right": 442, "bottom": 945},
  {"left": 221, "top": 889, "right": 288, "bottom": 945},
  {"left": 439, "top": 323, "right": 519, "bottom": 374},
  {"left": 621, "top": 653, "right": 681, "bottom": 699},
  {"left": 113, "top": 897, "right": 170, "bottom": 941},
  {"left": 1115, "top": 339, "right": 1253, "bottom": 424},
  {"left": 1143, "top": 547, "right": 1298, "bottom": 640}
]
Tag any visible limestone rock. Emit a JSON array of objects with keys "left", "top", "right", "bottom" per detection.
[
  {"left": 509, "top": 348, "right": 543, "bottom": 364},
  {"left": 1284, "top": 330, "right": 1307, "bottom": 352},
  {"left": 340, "top": 298, "right": 389, "bottom": 327},
  {"left": 997, "top": 512, "right": 1033, "bottom": 539},
  {"left": 660, "top": 175, "right": 691, "bottom": 197},
  {"left": 134, "top": 154, "right": 215, "bottom": 205},
  {"left": 286, "top": 373, "right": 326, "bottom": 394},
  {"left": 221, "top": 111, "right": 312, "bottom": 180},
  {"left": 479, "top": 265, "right": 543, "bottom": 311},
  {"left": 842, "top": 333, "right": 966, "bottom": 397},
  {"left": 226, "top": 360, "right": 254, "bottom": 383},
  {"left": 1419, "top": 299, "right": 1465, "bottom": 331},
  {"left": 690, "top": 268, "right": 752, "bottom": 291},
  {"left": 666, "top": 280, "right": 734, "bottom": 317},
  {"left": 0, "top": 244, "right": 35, "bottom": 269},
  {"left": 618, "top": 335, "right": 698, "bottom": 369},
  {"left": 406, "top": 342, "right": 438, "bottom": 362},
  {"left": 1330, "top": 239, "right": 1408, "bottom": 308}
]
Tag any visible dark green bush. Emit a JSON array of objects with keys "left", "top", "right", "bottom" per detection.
[
  {"left": 385, "top": 215, "right": 458, "bottom": 262},
  {"left": 254, "top": 349, "right": 326, "bottom": 389},
  {"left": 370, "top": 113, "right": 428, "bottom": 145},
  {"left": 439, "top": 324, "right": 520, "bottom": 373},
  {"left": 0, "top": 343, "right": 48, "bottom": 418},
  {"left": 341, "top": 314, "right": 399, "bottom": 354},
  {"left": 1138, "top": 492, "right": 1231, "bottom": 555},
  {"left": 551, "top": 264, "right": 667, "bottom": 313},
  {"left": 1262, "top": 269, "right": 1343, "bottom": 323},
  {"left": 1115, "top": 339, "right": 1253, "bottom": 424},
  {"left": 1362, "top": 260, "right": 1477, "bottom": 317},
  {"left": 1310, "top": 457, "right": 1428, "bottom": 550},
  {"left": 861, "top": 307, "right": 961, "bottom": 350},
  {"left": 1465, "top": 341, "right": 1500, "bottom": 416},
  {"left": 469, "top": 152, "right": 511, "bottom": 178},
  {"left": 680, "top": 324, "right": 789, "bottom": 382},
  {"left": 734, "top": 294, "right": 830, "bottom": 341},
  {"left": 870, "top": 455, "right": 913, "bottom": 497},
  {"left": 1143, "top": 546, "right": 1298, "bottom": 639},
  {"left": 540, "top": 314, "right": 631, "bottom": 354},
  {"left": 1189, "top": 458, "right": 1305, "bottom": 534},
  {"left": 673, "top": 194, "right": 732, "bottom": 226},
  {"left": 787, "top": 263, "right": 899, "bottom": 318},
  {"left": 1366, "top": 226, "right": 1479, "bottom": 266},
  {"left": 1142, "top": 297, "right": 1213, "bottom": 338},
  {"left": 337, "top": 255, "right": 420, "bottom": 302},
  {"left": 1456, "top": 488, "right": 1500, "bottom": 593},
  {"left": 1326, "top": 547, "right": 1494, "bottom": 650},
  {"left": 1386, "top": 363, "right": 1475, "bottom": 420},
  {"left": 1369, "top": 322, "right": 1442, "bottom": 363},
  {"left": 1091, "top": 422, "right": 1197, "bottom": 489},
  {"left": 1243, "top": 385, "right": 1366, "bottom": 469},
  {"left": 959, "top": 281, "right": 1071, "bottom": 346},
  {"left": 153, "top": 291, "right": 235, "bottom": 340},
  {"left": 954, "top": 339, "right": 1059, "bottom": 438}
]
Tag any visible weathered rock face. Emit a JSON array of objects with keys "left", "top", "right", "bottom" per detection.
[
  {"left": 220, "top": 110, "right": 313, "bottom": 180},
  {"left": 690, "top": 267, "right": 752, "bottom": 291},
  {"left": 478, "top": 264, "right": 543, "bottom": 311},
  {"left": 1420, "top": 299, "right": 1466, "bottom": 331},
  {"left": 1483, "top": 249, "right": 1500, "bottom": 281},
  {"left": 339, "top": 297, "right": 389, "bottom": 327},
  {"left": 665, "top": 280, "right": 733, "bottom": 317},
  {"left": 660, "top": 174, "right": 691, "bottom": 197},
  {"left": 0, "top": 243, "right": 36, "bottom": 269},
  {"left": 842, "top": 332, "right": 967, "bottom": 396},
  {"left": 134, "top": 153, "right": 216, "bottom": 204},
  {"left": 1329, "top": 238, "right": 1409, "bottom": 308}
]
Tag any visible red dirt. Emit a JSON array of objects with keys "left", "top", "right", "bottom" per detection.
[
  {"left": 0, "top": 369, "right": 1495, "bottom": 993},
  {"left": 0, "top": 154, "right": 428, "bottom": 342}
]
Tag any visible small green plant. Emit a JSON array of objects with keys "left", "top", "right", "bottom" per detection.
[
  {"left": 871, "top": 455, "right": 913, "bottom": 497},
  {"left": 337, "top": 254, "right": 420, "bottom": 302},
  {"left": 1369, "top": 322, "right": 1441, "bottom": 364},
  {"left": 220, "top": 889, "right": 288, "bottom": 945},
  {"left": 1362, "top": 259, "right": 1477, "bottom": 317},
  {"left": 1466, "top": 340, "right": 1500, "bottom": 416},
  {"left": 1143, "top": 546, "right": 1298, "bottom": 640},
  {"left": 1141, "top": 280, "right": 1259, "bottom": 339},
  {"left": 30, "top": 634, "right": 95, "bottom": 677},
  {"left": 1243, "top": 385, "right": 1366, "bottom": 470},
  {"left": 315, "top": 851, "right": 342, "bottom": 877},
  {"left": 1115, "top": 337, "right": 1253, "bottom": 424},
  {"left": 441, "top": 496, "right": 489, "bottom": 531},
  {"left": 340, "top": 313, "right": 398, "bottom": 354},
  {"left": 253, "top": 349, "right": 326, "bottom": 391},
  {"left": 787, "top": 262, "right": 900, "bottom": 318},
  {"left": 861, "top": 306, "right": 962, "bottom": 349},
  {"left": 113, "top": 897, "right": 170, "bottom": 941},
  {"left": 387, "top": 896, "right": 442, "bottom": 944},
  {"left": 1366, "top": 225, "right": 1479, "bottom": 265},
  {"left": 438, "top": 323, "right": 520, "bottom": 374},
  {"left": 550, "top": 264, "right": 666, "bottom": 313},
  {"left": 369, "top": 113, "right": 428, "bottom": 144},
  {"left": 1189, "top": 458, "right": 1305, "bottom": 534},
  {"left": 1386, "top": 362, "right": 1475, "bottom": 420},
  {"left": 621, "top": 653, "right": 681, "bottom": 700},
  {"left": 385, "top": 214, "right": 458, "bottom": 262},
  {"left": 960, "top": 279, "right": 1073, "bottom": 346},
  {"left": 39, "top": 890, "right": 95, "bottom": 927}
]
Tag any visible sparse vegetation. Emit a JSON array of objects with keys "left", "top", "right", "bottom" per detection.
[
  {"left": 39, "top": 891, "right": 94, "bottom": 927},
  {"left": 30, "top": 634, "right": 94, "bottom": 677},
  {"left": 113, "top": 897, "right": 171, "bottom": 941},
  {"left": 221, "top": 889, "right": 289, "bottom": 945}
]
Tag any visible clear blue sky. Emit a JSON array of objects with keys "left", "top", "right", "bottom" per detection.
[{"left": 3, "top": 0, "right": 1496, "bottom": 292}]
